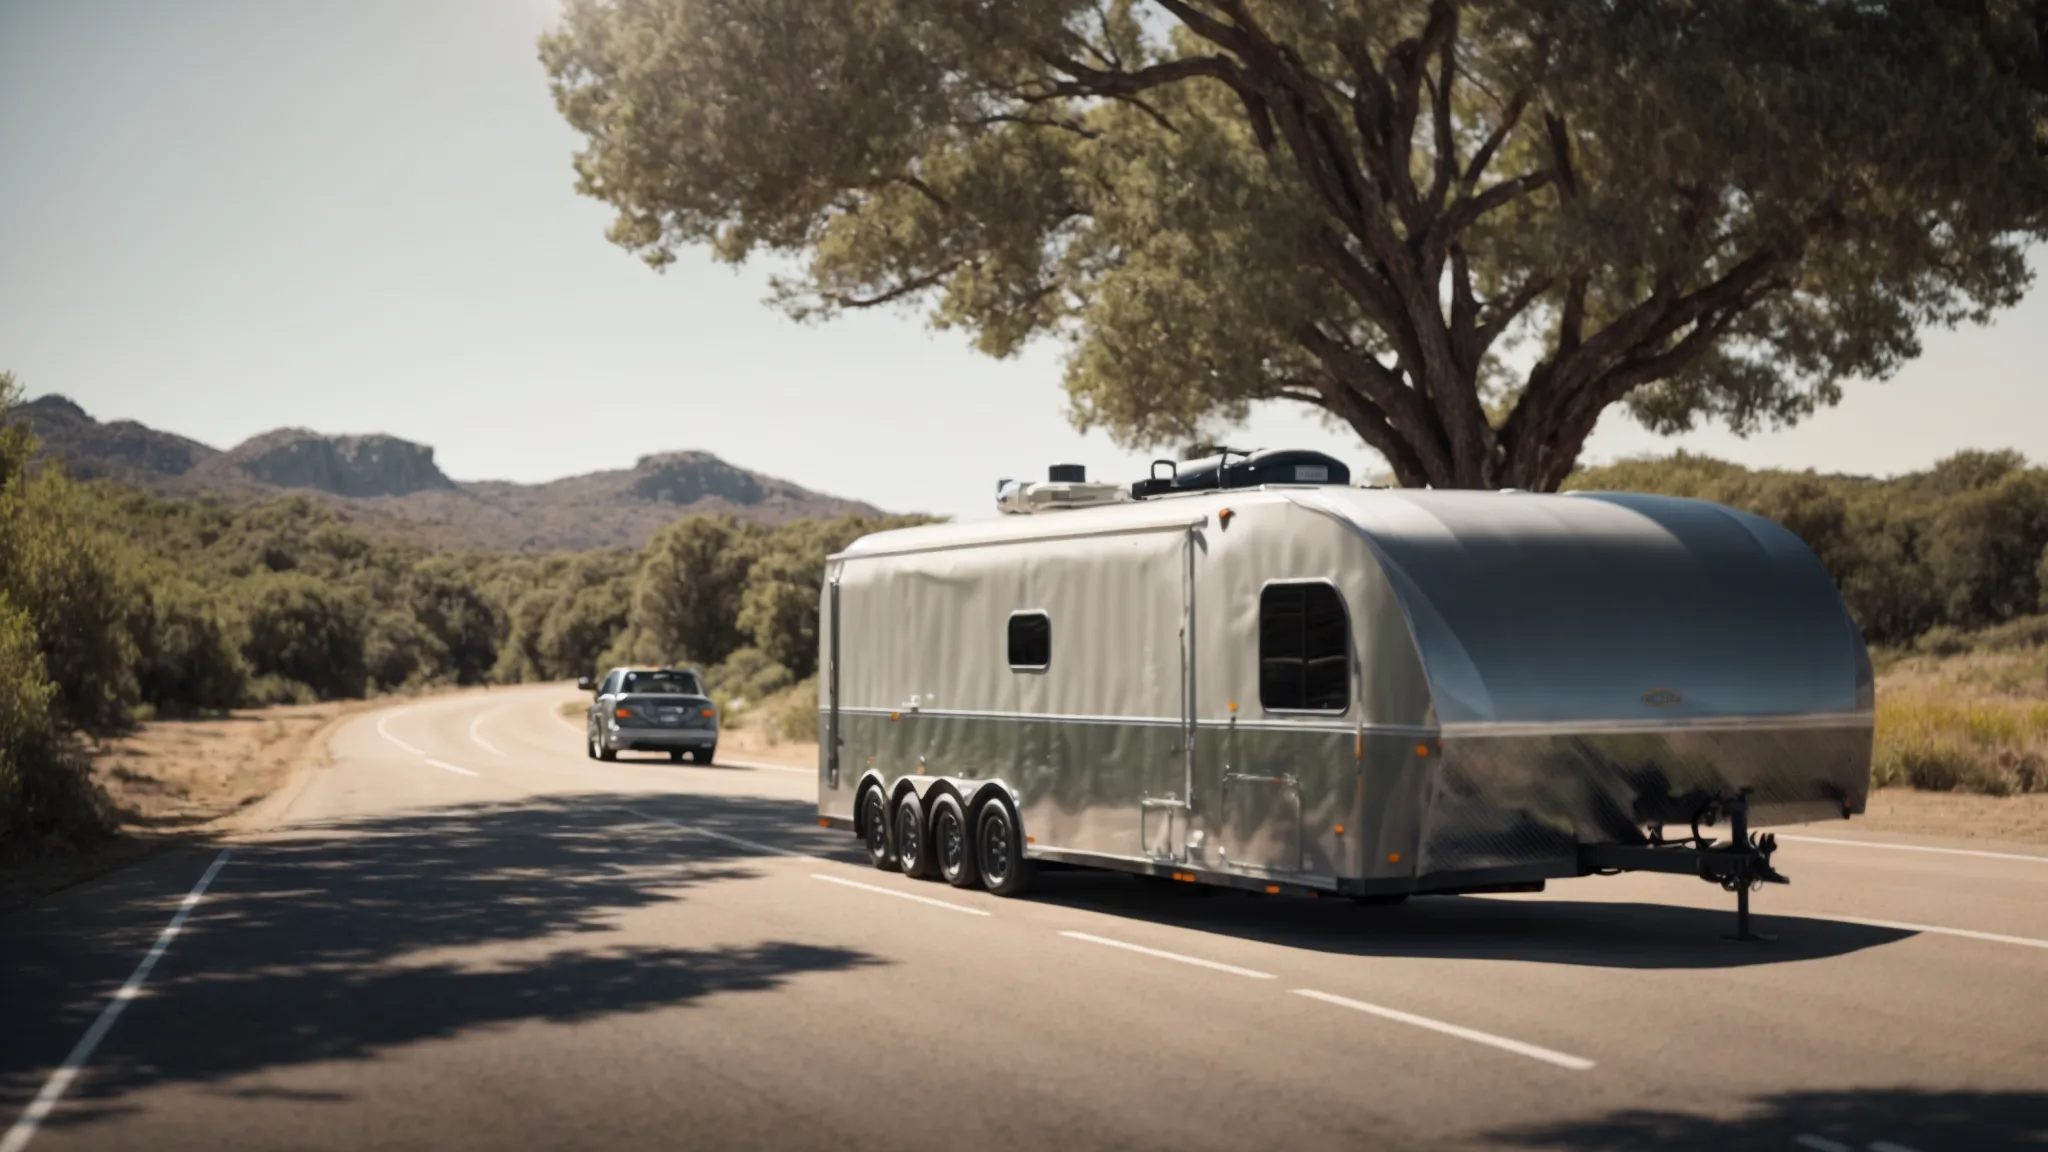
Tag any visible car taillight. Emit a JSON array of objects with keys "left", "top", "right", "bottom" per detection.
[
  {"left": 701, "top": 708, "right": 716, "bottom": 717},
  {"left": 615, "top": 707, "right": 632, "bottom": 719}
]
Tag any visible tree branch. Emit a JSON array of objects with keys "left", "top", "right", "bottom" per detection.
[
  {"left": 1423, "top": 34, "right": 1459, "bottom": 216},
  {"left": 1460, "top": 89, "right": 1529, "bottom": 196},
  {"left": 1298, "top": 324, "right": 1452, "bottom": 484}
]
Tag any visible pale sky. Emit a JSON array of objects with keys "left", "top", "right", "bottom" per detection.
[{"left": 3, "top": 0, "right": 2043, "bottom": 524}]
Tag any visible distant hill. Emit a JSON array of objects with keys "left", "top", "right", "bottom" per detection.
[{"left": 11, "top": 395, "right": 887, "bottom": 552}]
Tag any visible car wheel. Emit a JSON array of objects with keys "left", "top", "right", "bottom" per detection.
[
  {"left": 668, "top": 749, "right": 685, "bottom": 763},
  {"left": 895, "top": 792, "right": 936, "bottom": 880},
  {"left": 692, "top": 746, "right": 717, "bottom": 765},
  {"left": 597, "top": 729, "right": 617, "bottom": 762},
  {"left": 975, "top": 799, "right": 1035, "bottom": 898},
  {"left": 930, "top": 793, "right": 979, "bottom": 889},
  {"left": 860, "top": 786, "right": 896, "bottom": 871},
  {"left": 586, "top": 727, "right": 598, "bottom": 760}
]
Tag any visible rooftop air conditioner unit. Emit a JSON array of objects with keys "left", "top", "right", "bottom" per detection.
[{"left": 996, "top": 465, "right": 1129, "bottom": 515}]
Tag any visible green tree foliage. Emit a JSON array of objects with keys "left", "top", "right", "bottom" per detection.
[
  {"left": 633, "top": 514, "right": 769, "bottom": 666},
  {"left": 0, "top": 373, "right": 113, "bottom": 854},
  {"left": 739, "top": 515, "right": 933, "bottom": 677},
  {"left": 130, "top": 584, "right": 247, "bottom": 716},
  {"left": 241, "top": 575, "right": 370, "bottom": 700},
  {"left": 543, "top": 0, "right": 2048, "bottom": 491}
]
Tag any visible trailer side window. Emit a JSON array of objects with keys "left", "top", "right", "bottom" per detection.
[
  {"left": 1008, "top": 612, "right": 1051, "bottom": 670},
  {"left": 1259, "top": 584, "right": 1348, "bottom": 712}
]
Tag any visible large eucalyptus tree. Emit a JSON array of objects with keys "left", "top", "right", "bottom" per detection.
[{"left": 544, "top": 0, "right": 2048, "bottom": 488}]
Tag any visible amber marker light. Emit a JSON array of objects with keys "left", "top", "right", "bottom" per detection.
[
  {"left": 1334, "top": 824, "right": 1346, "bottom": 835},
  {"left": 1415, "top": 742, "right": 1430, "bottom": 757},
  {"left": 1388, "top": 852, "right": 1402, "bottom": 864},
  {"left": 1227, "top": 701, "right": 1238, "bottom": 712},
  {"left": 818, "top": 819, "right": 830, "bottom": 827},
  {"left": 1264, "top": 884, "right": 1281, "bottom": 894}
]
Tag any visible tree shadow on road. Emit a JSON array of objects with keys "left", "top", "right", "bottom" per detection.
[
  {"left": 1483, "top": 1087, "right": 2048, "bottom": 1151},
  {"left": 1, "top": 791, "right": 881, "bottom": 1132}
]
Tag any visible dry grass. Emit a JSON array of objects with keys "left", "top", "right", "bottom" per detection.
[
  {"left": 88, "top": 703, "right": 353, "bottom": 831},
  {"left": 1873, "top": 643, "right": 2048, "bottom": 797},
  {"left": 711, "top": 680, "right": 819, "bottom": 768}
]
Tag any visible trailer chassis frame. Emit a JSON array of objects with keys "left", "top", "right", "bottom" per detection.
[{"left": 1578, "top": 789, "right": 1788, "bottom": 941}]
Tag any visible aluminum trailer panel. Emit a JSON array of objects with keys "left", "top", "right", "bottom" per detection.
[{"left": 816, "top": 485, "right": 1873, "bottom": 919}]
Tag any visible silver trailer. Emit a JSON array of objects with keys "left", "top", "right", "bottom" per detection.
[{"left": 815, "top": 451, "right": 1875, "bottom": 937}]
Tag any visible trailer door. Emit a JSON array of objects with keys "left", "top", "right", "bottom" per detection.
[{"left": 825, "top": 571, "right": 841, "bottom": 791}]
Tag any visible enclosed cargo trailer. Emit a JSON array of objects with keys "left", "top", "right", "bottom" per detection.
[{"left": 816, "top": 453, "right": 1875, "bottom": 936}]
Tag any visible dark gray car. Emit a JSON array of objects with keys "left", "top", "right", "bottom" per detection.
[{"left": 579, "top": 666, "right": 719, "bottom": 763}]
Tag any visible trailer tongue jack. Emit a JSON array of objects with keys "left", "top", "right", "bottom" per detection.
[{"left": 1578, "top": 790, "right": 1789, "bottom": 942}]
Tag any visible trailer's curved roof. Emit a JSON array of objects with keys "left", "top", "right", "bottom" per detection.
[
  {"left": 1291, "top": 488, "right": 1871, "bottom": 726},
  {"left": 837, "top": 485, "right": 1872, "bottom": 727}
]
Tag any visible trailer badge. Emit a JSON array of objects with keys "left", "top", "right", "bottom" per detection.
[{"left": 1642, "top": 688, "right": 1683, "bottom": 707}]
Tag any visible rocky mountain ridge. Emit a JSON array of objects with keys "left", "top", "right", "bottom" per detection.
[{"left": 10, "top": 394, "right": 885, "bottom": 552}]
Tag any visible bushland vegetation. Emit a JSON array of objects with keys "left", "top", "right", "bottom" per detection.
[{"left": 0, "top": 375, "right": 925, "bottom": 857}]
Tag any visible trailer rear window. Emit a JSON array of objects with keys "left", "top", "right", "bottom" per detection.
[
  {"left": 1259, "top": 583, "right": 1348, "bottom": 711},
  {"left": 1008, "top": 612, "right": 1051, "bottom": 670}
]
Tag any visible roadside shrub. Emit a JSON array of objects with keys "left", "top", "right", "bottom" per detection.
[
  {"left": 1, "top": 473, "right": 140, "bottom": 735},
  {"left": 241, "top": 574, "right": 368, "bottom": 699},
  {"left": 0, "top": 594, "right": 111, "bottom": 858},
  {"left": 707, "top": 646, "right": 793, "bottom": 703},
  {"left": 765, "top": 678, "right": 819, "bottom": 745},
  {"left": 131, "top": 588, "right": 246, "bottom": 716}
]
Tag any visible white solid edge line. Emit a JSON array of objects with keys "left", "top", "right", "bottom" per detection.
[
  {"left": 374, "top": 709, "right": 423, "bottom": 757},
  {"left": 1792, "top": 1136, "right": 1851, "bottom": 1152},
  {"left": 1291, "top": 988, "right": 1596, "bottom": 1072},
  {"left": 1, "top": 849, "right": 234, "bottom": 1152},
  {"left": 426, "top": 759, "right": 480, "bottom": 778},
  {"left": 620, "top": 807, "right": 820, "bottom": 861},
  {"left": 1818, "top": 914, "right": 2048, "bottom": 951},
  {"left": 1059, "top": 931, "right": 1276, "bottom": 979},
  {"left": 811, "top": 873, "right": 991, "bottom": 916},
  {"left": 1775, "top": 833, "right": 2048, "bottom": 866},
  {"left": 468, "top": 711, "right": 506, "bottom": 757}
]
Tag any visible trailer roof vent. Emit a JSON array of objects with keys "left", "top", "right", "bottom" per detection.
[{"left": 1130, "top": 448, "right": 1351, "bottom": 498}]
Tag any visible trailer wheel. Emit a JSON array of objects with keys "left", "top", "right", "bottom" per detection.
[
  {"left": 930, "top": 793, "right": 979, "bottom": 889},
  {"left": 975, "top": 799, "right": 1036, "bottom": 898},
  {"left": 895, "top": 791, "right": 937, "bottom": 880},
  {"left": 859, "top": 786, "right": 897, "bottom": 871}
]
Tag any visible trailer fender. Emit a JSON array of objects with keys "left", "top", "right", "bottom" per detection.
[{"left": 960, "top": 779, "right": 1029, "bottom": 849}]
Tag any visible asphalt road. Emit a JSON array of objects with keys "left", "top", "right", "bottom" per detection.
[{"left": 4, "top": 685, "right": 2046, "bottom": 1152}]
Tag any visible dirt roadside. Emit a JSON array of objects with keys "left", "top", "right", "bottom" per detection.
[{"left": 0, "top": 686, "right": 492, "bottom": 913}]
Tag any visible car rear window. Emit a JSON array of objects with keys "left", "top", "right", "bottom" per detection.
[{"left": 622, "top": 671, "right": 702, "bottom": 695}]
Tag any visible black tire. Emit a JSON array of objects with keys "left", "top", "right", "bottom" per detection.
[
  {"left": 859, "top": 786, "right": 897, "bottom": 871},
  {"left": 895, "top": 792, "right": 937, "bottom": 880},
  {"left": 668, "top": 749, "right": 685, "bottom": 762},
  {"left": 975, "top": 799, "right": 1035, "bottom": 897},
  {"left": 585, "top": 726, "right": 598, "bottom": 760},
  {"left": 692, "top": 746, "right": 717, "bottom": 765},
  {"left": 1350, "top": 893, "right": 1409, "bottom": 906},
  {"left": 596, "top": 728, "right": 617, "bottom": 762},
  {"left": 930, "top": 793, "right": 979, "bottom": 889}
]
